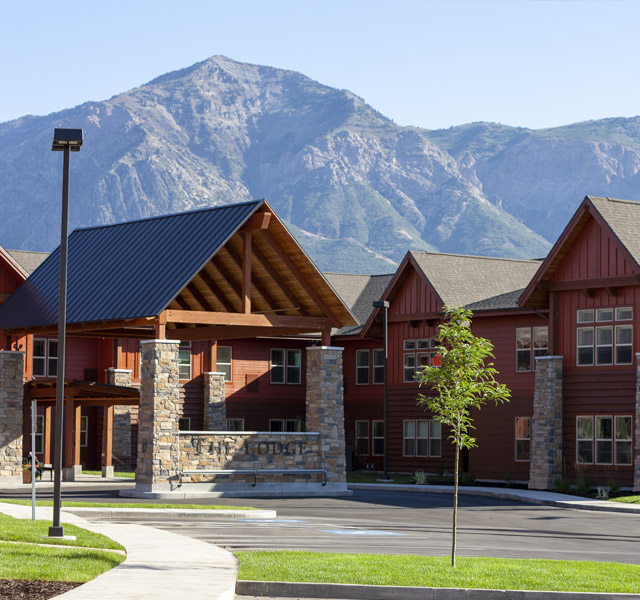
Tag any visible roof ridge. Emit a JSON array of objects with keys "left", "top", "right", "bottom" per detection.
[
  {"left": 73, "top": 199, "right": 263, "bottom": 233},
  {"left": 588, "top": 195, "right": 640, "bottom": 207},
  {"left": 410, "top": 250, "right": 542, "bottom": 264}
]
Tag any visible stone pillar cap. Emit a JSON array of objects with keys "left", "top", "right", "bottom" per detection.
[
  {"left": 535, "top": 355, "right": 564, "bottom": 360},
  {"left": 140, "top": 339, "right": 180, "bottom": 345},
  {"left": 204, "top": 372, "right": 227, "bottom": 376},
  {"left": 306, "top": 346, "right": 344, "bottom": 351}
]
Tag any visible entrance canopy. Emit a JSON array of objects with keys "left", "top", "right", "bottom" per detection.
[{"left": 0, "top": 200, "right": 356, "bottom": 341}]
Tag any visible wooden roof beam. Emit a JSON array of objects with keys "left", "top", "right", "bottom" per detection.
[
  {"left": 195, "top": 268, "right": 237, "bottom": 313},
  {"left": 210, "top": 256, "right": 243, "bottom": 308},
  {"left": 262, "top": 229, "right": 342, "bottom": 327},
  {"left": 222, "top": 243, "right": 280, "bottom": 314},
  {"left": 239, "top": 211, "right": 272, "bottom": 232},
  {"left": 164, "top": 309, "right": 330, "bottom": 330},
  {"left": 252, "top": 244, "right": 311, "bottom": 316},
  {"left": 537, "top": 275, "right": 640, "bottom": 292},
  {"left": 5, "top": 317, "right": 156, "bottom": 337}
]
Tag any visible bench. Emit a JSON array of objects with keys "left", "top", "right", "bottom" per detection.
[
  {"left": 180, "top": 468, "right": 326, "bottom": 487},
  {"left": 39, "top": 466, "right": 54, "bottom": 481}
]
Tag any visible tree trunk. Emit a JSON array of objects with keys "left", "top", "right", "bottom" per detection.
[{"left": 452, "top": 433, "right": 459, "bottom": 567}]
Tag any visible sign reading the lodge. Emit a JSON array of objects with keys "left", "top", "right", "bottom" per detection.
[{"left": 188, "top": 436, "right": 314, "bottom": 458}]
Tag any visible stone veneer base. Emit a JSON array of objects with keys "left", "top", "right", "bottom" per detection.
[
  {"left": 0, "top": 476, "right": 23, "bottom": 487},
  {"left": 120, "top": 482, "right": 352, "bottom": 499}
]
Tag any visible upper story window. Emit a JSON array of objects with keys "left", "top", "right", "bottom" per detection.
[
  {"left": 270, "top": 348, "right": 301, "bottom": 384},
  {"left": 403, "top": 338, "right": 439, "bottom": 382},
  {"left": 216, "top": 346, "right": 232, "bottom": 382},
  {"left": 576, "top": 307, "right": 633, "bottom": 366},
  {"left": 33, "top": 338, "right": 57, "bottom": 377},
  {"left": 373, "top": 349, "right": 384, "bottom": 384},
  {"left": 356, "top": 349, "right": 370, "bottom": 385},
  {"left": 516, "top": 327, "right": 548, "bottom": 372},
  {"left": 178, "top": 341, "right": 192, "bottom": 380}
]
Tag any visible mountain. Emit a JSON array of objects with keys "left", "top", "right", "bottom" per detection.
[{"left": 1, "top": 56, "right": 639, "bottom": 273}]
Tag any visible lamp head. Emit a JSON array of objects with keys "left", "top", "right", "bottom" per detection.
[{"left": 51, "top": 128, "right": 83, "bottom": 152}]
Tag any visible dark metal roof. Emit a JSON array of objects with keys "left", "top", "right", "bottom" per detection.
[{"left": 0, "top": 200, "right": 262, "bottom": 329}]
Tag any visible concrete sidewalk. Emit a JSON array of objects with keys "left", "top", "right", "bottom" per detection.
[{"left": 0, "top": 502, "right": 238, "bottom": 600}]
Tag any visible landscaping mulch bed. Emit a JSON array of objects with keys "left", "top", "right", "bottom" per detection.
[{"left": 0, "top": 579, "right": 80, "bottom": 599}]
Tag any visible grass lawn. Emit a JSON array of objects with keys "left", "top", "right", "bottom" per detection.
[
  {"left": 0, "top": 499, "right": 255, "bottom": 511},
  {"left": 612, "top": 495, "right": 640, "bottom": 504},
  {"left": 0, "top": 514, "right": 124, "bottom": 550},
  {"left": 82, "top": 469, "right": 135, "bottom": 479},
  {"left": 0, "top": 514, "right": 125, "bottom": 583},
  {"left": 235, "top": 551, "right": 640, "bottom": 594}
]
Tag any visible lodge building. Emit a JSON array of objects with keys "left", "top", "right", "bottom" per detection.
[{"left": 0, "top": 195, "right": 639, "bottom": 493}]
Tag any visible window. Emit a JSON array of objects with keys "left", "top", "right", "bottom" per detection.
[
  {"left": 516, "top": 327, "right": 548, "bottom": 372},
  {"left": 356, "top": 350, "right": 369, "bottom": 385},
  {"left": 372, "top": 421, "right": 384, "bottom": 456},
  {"left": 577, "top": 307, "right": 633, "bottom": 366},
  {"left": 33, "top": 338, "right": 58, "bottom": 377},
  {"left": 576, "top": 415, "right": 633, "bottom": 465},
  {"left": 80, "top": 416, "right": 88, "bottom": 448},
  {"left": 34, "top": 415, "right": 44, "bottom": 454},
  {"left": 216, "top": 346, "right": 232, "bottom": 382},
  {"left": 269, "top": 419, "right": 301, "bottom": 432},
  {"left": 178, "top": 417, "right": 191, "bottom": 431},
  {"left": 228, "top": 418, "right": 244, "bottom": 432},
  {"left": 515, "top": 417, "right": 531, "bottom": 461},
  {"left": 373, "top": 349, "right": 384, "bottom": 384},
  {"left": 356, "top": 421, "right": 369, "bottom": 455},
  {"left": 576, "top": 416, "right": 593, "bottom": 463},
  {"left": 403, "top": 419, "right": 441, "bottom": 457},
  {"left": 404, "top": 338, "right": 440, "bottom": 381},
  {"left": 178, "top": 341, "right": 192, "bottom": 379},
  {"left": 270, "top": 348, "right": 301, "bottom": 384}
]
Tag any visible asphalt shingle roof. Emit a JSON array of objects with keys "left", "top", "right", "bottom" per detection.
[
  {"left": 6, "top": 250, "right": 49, "bottom": 275},
  {"left": 324, "top": 272, "right": 394, "bottom": 336},
  {"left": 410, "top": 251, "right": 542, "bottom": 309},
  {"left": 589, "top": 196, "right": 640, "bottom": 266}
]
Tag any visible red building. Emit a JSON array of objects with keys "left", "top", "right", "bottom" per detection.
[{"left": 1, "top": 195, "right": 639, "bottom": 491}]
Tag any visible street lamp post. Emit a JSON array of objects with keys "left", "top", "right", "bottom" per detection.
[
  {"left": 372, "top": 300, "right": 389, "bottom": 480},
  {"left": 49, "top": 128, "right": 83, "bottom": 538}
]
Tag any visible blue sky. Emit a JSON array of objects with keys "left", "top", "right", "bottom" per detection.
[{"left": 2, "top": 1, "right": 639, "bottom": 130}]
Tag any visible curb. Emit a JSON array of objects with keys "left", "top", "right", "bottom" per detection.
[
  {"left": 63, "top": 507, "right": 276, "bottom": 519},
  {"left": 347, "top": 484, "right": 640, "bottom": 514},
  {"left": 236, "top": 581, "right": 640, "bottom": 600}
]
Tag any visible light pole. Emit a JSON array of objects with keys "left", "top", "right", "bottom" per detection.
[
  {"left": 49, "top": 128, "right": 83, "bottom": 538},
  {"left": 372, "top": 300, "right": 389, "bottom": 480}
]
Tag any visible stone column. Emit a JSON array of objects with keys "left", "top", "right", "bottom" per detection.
[
  {"left": 203, "top": 372, "right": 226, "bottom": 430},
  {"left": 529, "top": 356, "right": 563, "bottom": 490},
  {"left": 134, "top": 340, "right": 180, "bottom": 494},
  {"left": 105, "top": 368, "right": 133, "bottom": 476},
  {"left": 634, "top": 354, "right": 640, "bottom": 492},
  {"left": 305, "top": 346, "right": 347, "bottom": 490},
  {"left": 0, "top": 351, "right": 24, "bottom": 486}
]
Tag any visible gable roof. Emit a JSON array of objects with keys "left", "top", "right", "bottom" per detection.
[
  {"left": 6, "top": 250, "right": 49, "bottom": 275},
  {"left": 0, "top": 200, "right": 356, "bottom": 334},
  {"left": 409, "top": 251, "right": 542, "bottom": 308},
  {"left": 519, "top": 196, "right": 640, "bottom": 308},
  {"left": 324, "top": 273, "right": 394, "bottom": 336}
]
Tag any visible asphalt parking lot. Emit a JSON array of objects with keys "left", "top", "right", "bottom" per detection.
[{"left": 10, "top": 481, "right": 635, "bottom": 564}]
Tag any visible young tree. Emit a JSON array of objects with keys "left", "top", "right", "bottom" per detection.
[{"left": 416, "top": 306, "right": 510, "bottom": 567}]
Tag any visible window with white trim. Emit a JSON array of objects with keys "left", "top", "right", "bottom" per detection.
[
  {"left": 576, "top": 308, "right": 633, "bottom": 366},
  {"left": 270, "top": 348, "right": 301, "bottom": 384},
  {"left": 404, "top": 338, "right": 439, "bottom": 381},
  {"left": 80, "top": 416, "right": 88, "bottom": 448},
  {"left": 576, "top": 415, "right": 633, "bottom": 465},
  {"left": 356, "top": 350, "right": 369, "bottom": 385},
  {"left": 403, "top": 419, "right": 441, "bottom": 457},
  {"left": 33, "top": 338, "right": 58, "bottom": 377},
  {"left": 34, "top": 415, "right": 44, "bottom": 454},
  {"left": 355, "top": 421, "right": 369, "bottom": 455},
  {"left": 515, "top": 417, "right": 531, "bottom": 461},
  {"left": 216, "top": 346, "right": 232, "bottom": 382},
  {"left": 372, "top": 421, "right": 384, "bottom": 456},
  {"left": 178, "top": 341, "right": 192, "bottom": 379},
  {"left": 228, "top": 418, "right": 244, "bottom": 432},
  {"left": 516, "top": 327, "right": 548, "bottom": 372},
  {"left": 373, "top": 349, "right": 384, "bottom": 384}
]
